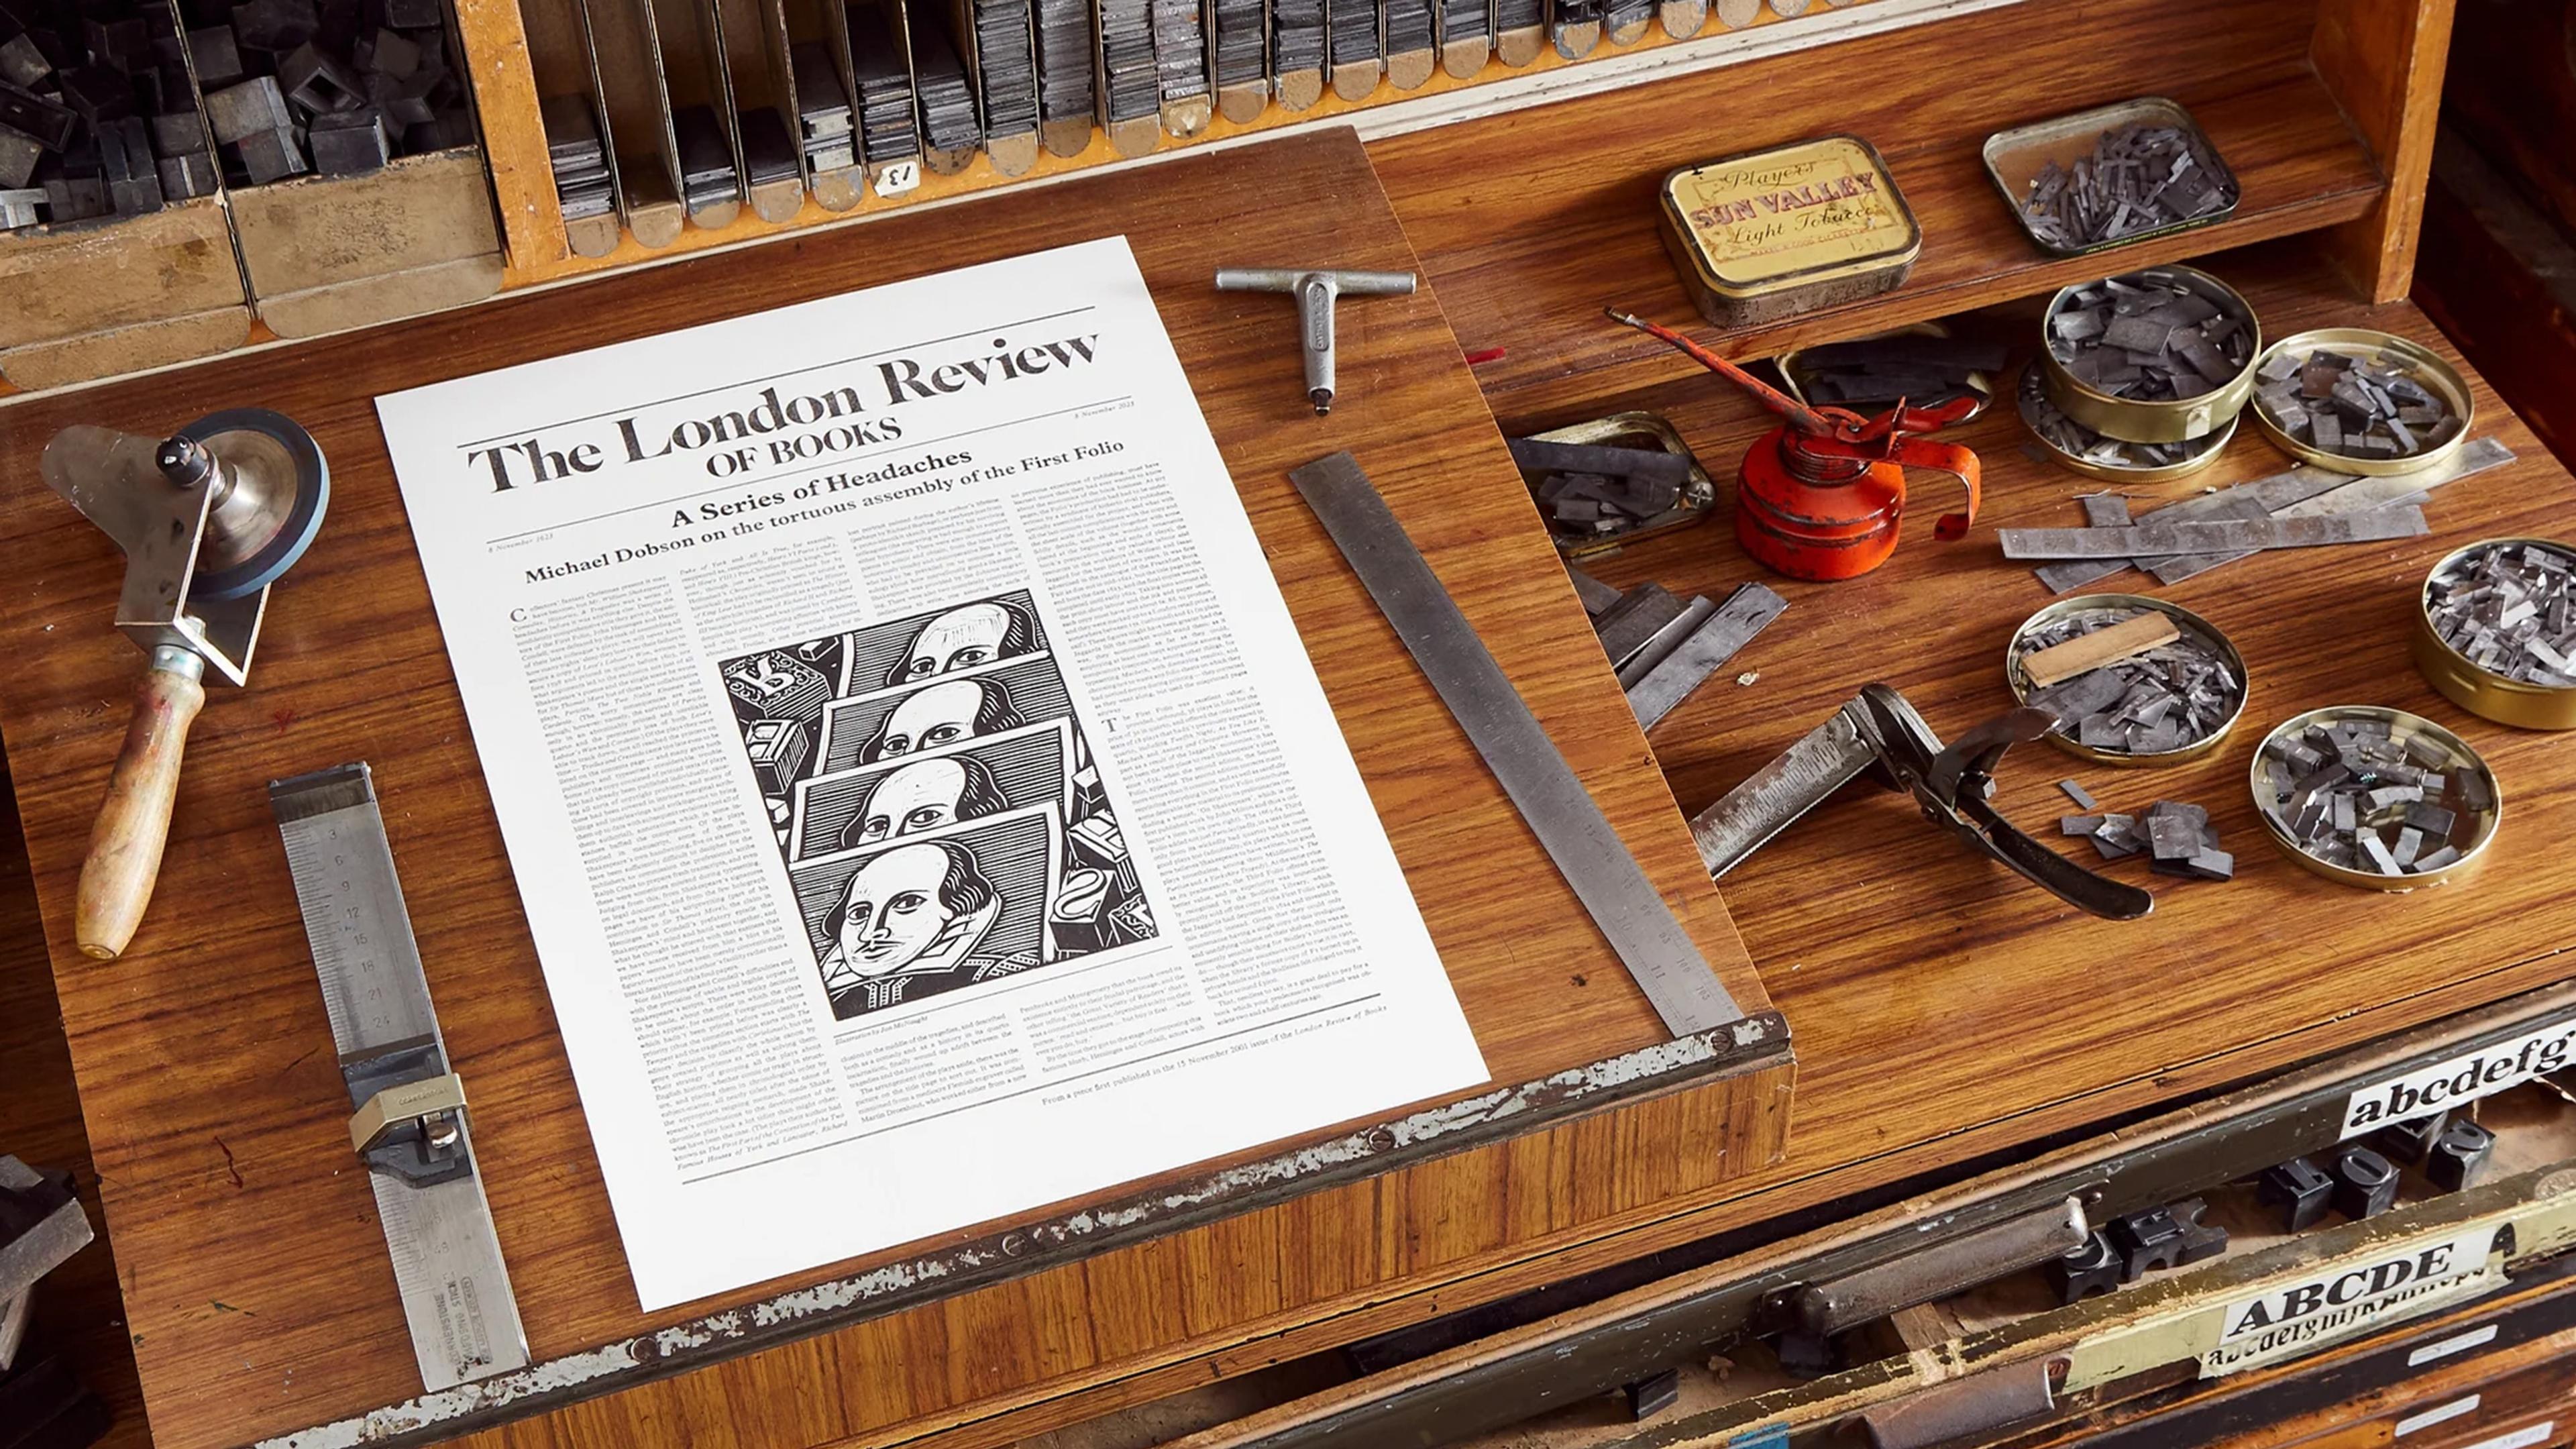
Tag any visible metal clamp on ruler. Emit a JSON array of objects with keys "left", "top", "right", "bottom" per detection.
[{"left": 270, "top": 763, "right": 529, "bottom": 1391}]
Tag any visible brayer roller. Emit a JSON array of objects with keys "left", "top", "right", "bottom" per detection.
[{"left": 1215, "top": 267, "right": 1417, "bottom": 415}]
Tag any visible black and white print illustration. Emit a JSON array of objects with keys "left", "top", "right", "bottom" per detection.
[{"left": 718, "top": 590, "right": 1159, "bottom": 1019}]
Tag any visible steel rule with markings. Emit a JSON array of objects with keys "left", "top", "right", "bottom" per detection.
[
  {"left": 1288, "top": 450, "right": 1742, "bottom": 1038},
  {"left": 270, "top": 762, "right": 529, "bottom": 1391}
]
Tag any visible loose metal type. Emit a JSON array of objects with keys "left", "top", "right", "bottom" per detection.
[
  {"left": 1690, "top": 684, "right": 2152, "bottom": 920},
  {"left": 1288, "top": 449, "right": 1743, "bottom": 1037},
  {"left": 1214, "top": 266, "right": 1417, "bottom": 414},
  {"left": 270, "top": 763, "right": 529, "bottom": 1393}
]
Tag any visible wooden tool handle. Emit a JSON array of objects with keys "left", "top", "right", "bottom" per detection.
[{"left": 76, "top": 651, "right": 205, "bottom": 960}]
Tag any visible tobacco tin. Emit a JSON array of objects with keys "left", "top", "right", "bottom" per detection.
[
  {"left": 2005, "top": 593, "right": 2247, "bottom": 766},
  {"left": 2250, "top": 705, "right": 2501, "bottom": 891},
  {"left": 2412, "top": 537, "right": 2576, "bottom": 731},
  {"left": 2249, "top": 327, "right": 2475, "bottom": 477},
  {"left": 1657, "top": 135, "right": 1920, "bottom": 329}
]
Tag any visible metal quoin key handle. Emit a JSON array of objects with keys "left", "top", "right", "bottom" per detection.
[{"left": 1215, "top": 267, "right": 1417, "bottom": 414}]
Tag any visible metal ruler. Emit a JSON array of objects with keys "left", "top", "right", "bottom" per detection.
[
  {"left": 271, "top": 763, "right": 529, "bottom": 1391},
  {"left": 1288, "top": 451, "right": 1742, "bottom": 1038}
]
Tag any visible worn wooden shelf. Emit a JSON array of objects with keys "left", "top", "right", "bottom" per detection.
[
  {"left": 1373, "top": 0, "right": 2388, "bottom": 420},
  {"left": 492, "top": 0, "right": 1872, "bottom": 286}
]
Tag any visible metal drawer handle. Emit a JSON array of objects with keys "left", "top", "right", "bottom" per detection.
[
  {"left": 1793, "top": 1194, "right": 2092, "bottom": 1336},
  {"left": 1861, "top": 1356, "right": 2063, "bottom": 1449}
]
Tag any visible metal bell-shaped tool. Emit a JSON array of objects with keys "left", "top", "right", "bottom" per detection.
[
  {"left": 40, "top": 408, "right": 330, "bottom": 959},
  {"left": 1608, "top": 309, "right": 1981, "bottom": 581}
]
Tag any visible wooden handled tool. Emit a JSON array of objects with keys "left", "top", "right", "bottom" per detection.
[
  {"left": 40, "top": 411, "right": 330, "bottom": 959},
  {"left": 75, "top": 647, "right": 208, "bottom": 957}
]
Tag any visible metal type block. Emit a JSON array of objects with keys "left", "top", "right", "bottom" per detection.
[
  {"left": 189, "top": 25, "right": 245, "bottom": 85},
  {"left": 2259, "top": 1157, "right": 2332, "bottom": 1232},
  {"left": 2331, "top": 1145, "right": 2398, "bottom": 1219},
  {"left": 1622, "top": 1368, "right": 1680, "bottom": 1421},
  {"left": 2058, "top": 779, "right": 2096, "bottom": 810},
  {"left": 2107, "top": 1205, "right": 2184, "bottom": 1281},
  {"left": 2374, "top": 1111, "right": 2447, "bottom": 1164},
  {"left": 2047, "top": 1230, "right": 2123, "bottom": 1304},
  {"left": 2427, "top": 1119, "right": 2495, "bottom": 1193},
  {"left": 2169, "top": 1197, "right": 2226, "bottom": 1264}
]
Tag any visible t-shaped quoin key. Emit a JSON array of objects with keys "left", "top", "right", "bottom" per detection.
[{"left": 1214, "top": 267, "right": 1417, "bottom": 415}]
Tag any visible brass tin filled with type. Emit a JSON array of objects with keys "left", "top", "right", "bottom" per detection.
[
  {"left": 2251, "top": 706, "right": 2501, "bottom": 890},
  {"left": 2249, "top": 327, "right": 2475, "bottom": 476},
  {"left": 2039, "top": 264, "right": 2260, "bottom": 445},
  {"left": 1982, "top": 97, "right": 2241, "bottom": 258},
  {"left": 1657, "top": 135, "right": 1920, "bottom": 329},
  {"left": 2017, "top": 364, "right": 2236, "bottom": 484},
  {"left": 2005, "top": 594, "right": 2247, "bottom": 766},
  {"left": 2412, "top": 537, "right": 2576, "bottom": 731}
]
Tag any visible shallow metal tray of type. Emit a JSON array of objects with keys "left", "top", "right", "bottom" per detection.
[{"left": 1982, "top": 97, "right": 2243, "bottom": 259}]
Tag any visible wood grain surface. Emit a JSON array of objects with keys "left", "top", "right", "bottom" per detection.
[
  {"left": 629, "top": 246, "right": 2576, "bottom": 1449},
  {"left": 1371, "top": 0, "right": 2385, "bottom": 419},
  {"left": 0, "top": 128, "right": 1785, "bottom": 1449},
  {"left": 0, "top": 774, "right": 149, "bottom": 1449}
]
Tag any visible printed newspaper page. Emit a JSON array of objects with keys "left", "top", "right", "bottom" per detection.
[{"left": 374, "top": 237, "right": 1489, "bottom": 1309}]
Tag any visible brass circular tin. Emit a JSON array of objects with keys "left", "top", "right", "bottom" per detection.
[
  {"left": 2249, "top": 327, "right": 2475, "bottom": 476},
  {"left": 2249, "top": 706, "right": 2502, "bottom": 890},
  {"left": 2017, "top": 364, "right": 2235, "bottom": 484},
  {"left": 2039, "top": 264, "right": 2261, "bottom": 445},
  {"left": 2004, "top": 594, "right": 2247, "bottom": 766},
  {"left": 2410, "top": 537, "right": 2576, "bottom": 731}
]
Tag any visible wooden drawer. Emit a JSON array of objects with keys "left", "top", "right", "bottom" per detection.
[{"left": 1124, "top": 981, "right": 2576, "bottom": 1449}]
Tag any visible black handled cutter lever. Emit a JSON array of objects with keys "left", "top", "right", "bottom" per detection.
[{"left": 1688, "top": 684, "right": 2153, "bottom": 920}]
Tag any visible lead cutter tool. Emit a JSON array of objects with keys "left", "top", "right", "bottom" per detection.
[
  {"left": 1690, "top": 684, "right": 2153, "bottom": 920},
  {"left": 1289, "top": 450, "right": 1743, "bottom": 1037},
  {"left": 271, "top": 763, "right": 529, "bottom": 1391}
]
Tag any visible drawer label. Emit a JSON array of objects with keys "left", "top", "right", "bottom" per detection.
[
  {"left": 2342, "top": 1018, "right": 2576, "bottom": 1138},
  {"left": 2409, "top": 1322, "right": 2500, "bottom": 1366},
  {"left": 2202, "top": 1224, "right": 2501, "bottom": 1377},
  {"left": 2397, "top": 1395, "right": 2480, "bottom": 1436},
  {"left": 2461, "top": 1424, "right": 2553, "bottom": 1449}
]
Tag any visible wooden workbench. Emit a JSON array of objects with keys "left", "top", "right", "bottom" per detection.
[
  {"left": 0, "top": 127, "right": 1791, "bottom": 1449},
  {"left": 13, "top": 0, "right": 2575, "bottom": 1444}
]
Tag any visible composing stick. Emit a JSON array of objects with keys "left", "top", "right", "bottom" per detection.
[
  {"left": 1289, "top": 451, "right": 1743, "bottom": 1038},
  {"left": 1998, "top": 507, "right": 2427, "bottom": 560},
  {"left": 272, "top": 763, "right": 529, "bottom": 1392}
]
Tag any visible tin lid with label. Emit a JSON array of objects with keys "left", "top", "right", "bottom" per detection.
[{"left": 1659, "top": 135, "right": 1921, "bottom": 302}]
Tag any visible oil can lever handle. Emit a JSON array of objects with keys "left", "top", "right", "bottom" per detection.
[
  {"left": 1886, "top": 435, "right": 1980, "bottom": 541},
  {"left": 76, "top": 646, "right": 206, "bottom": 959}
]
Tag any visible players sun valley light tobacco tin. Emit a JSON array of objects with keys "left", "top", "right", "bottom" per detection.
[{"left": 1658, "top": 136, "right": 1921, "bottom": 328}]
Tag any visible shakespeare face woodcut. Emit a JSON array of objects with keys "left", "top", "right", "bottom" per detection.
[
  {"left": 842, "top": 756, "right": 1007, "bottom": 848},
  {"left": 867, "top": 678, "right": 1022, "bottom": 761},
  {"left": 887, "top": 600, "right": 1034, "bottom": 687},
  {"left": 824, "top": 841, "right": 998, "bottom": 979}
]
